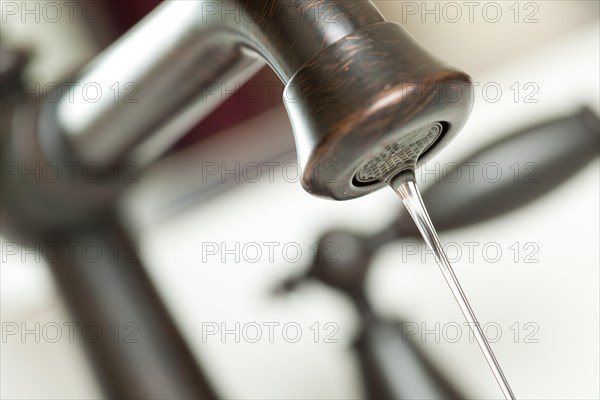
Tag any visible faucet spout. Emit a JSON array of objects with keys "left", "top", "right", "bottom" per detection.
[{"left": 47, "top": 0, "right": 472, "bottom": 200}]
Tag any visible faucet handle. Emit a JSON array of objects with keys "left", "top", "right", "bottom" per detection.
[{"left": 284, "top": 22, "right": 473, "bottom": 200}]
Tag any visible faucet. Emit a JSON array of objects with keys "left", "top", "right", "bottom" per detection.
[
  {"left": 1, "top": 1, "right": 473, "bottom": 398},
  {"left": 54, "top": 0, "right": 470, "bottom": 196}
]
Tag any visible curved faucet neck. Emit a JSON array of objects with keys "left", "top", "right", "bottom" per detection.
[{"left": 51, "top": 0, "right": 385, "bottom": 166}]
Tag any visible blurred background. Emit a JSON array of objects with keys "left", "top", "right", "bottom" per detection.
[{"left": 1, "top": 1, "right": 599, "bottom": 399}]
